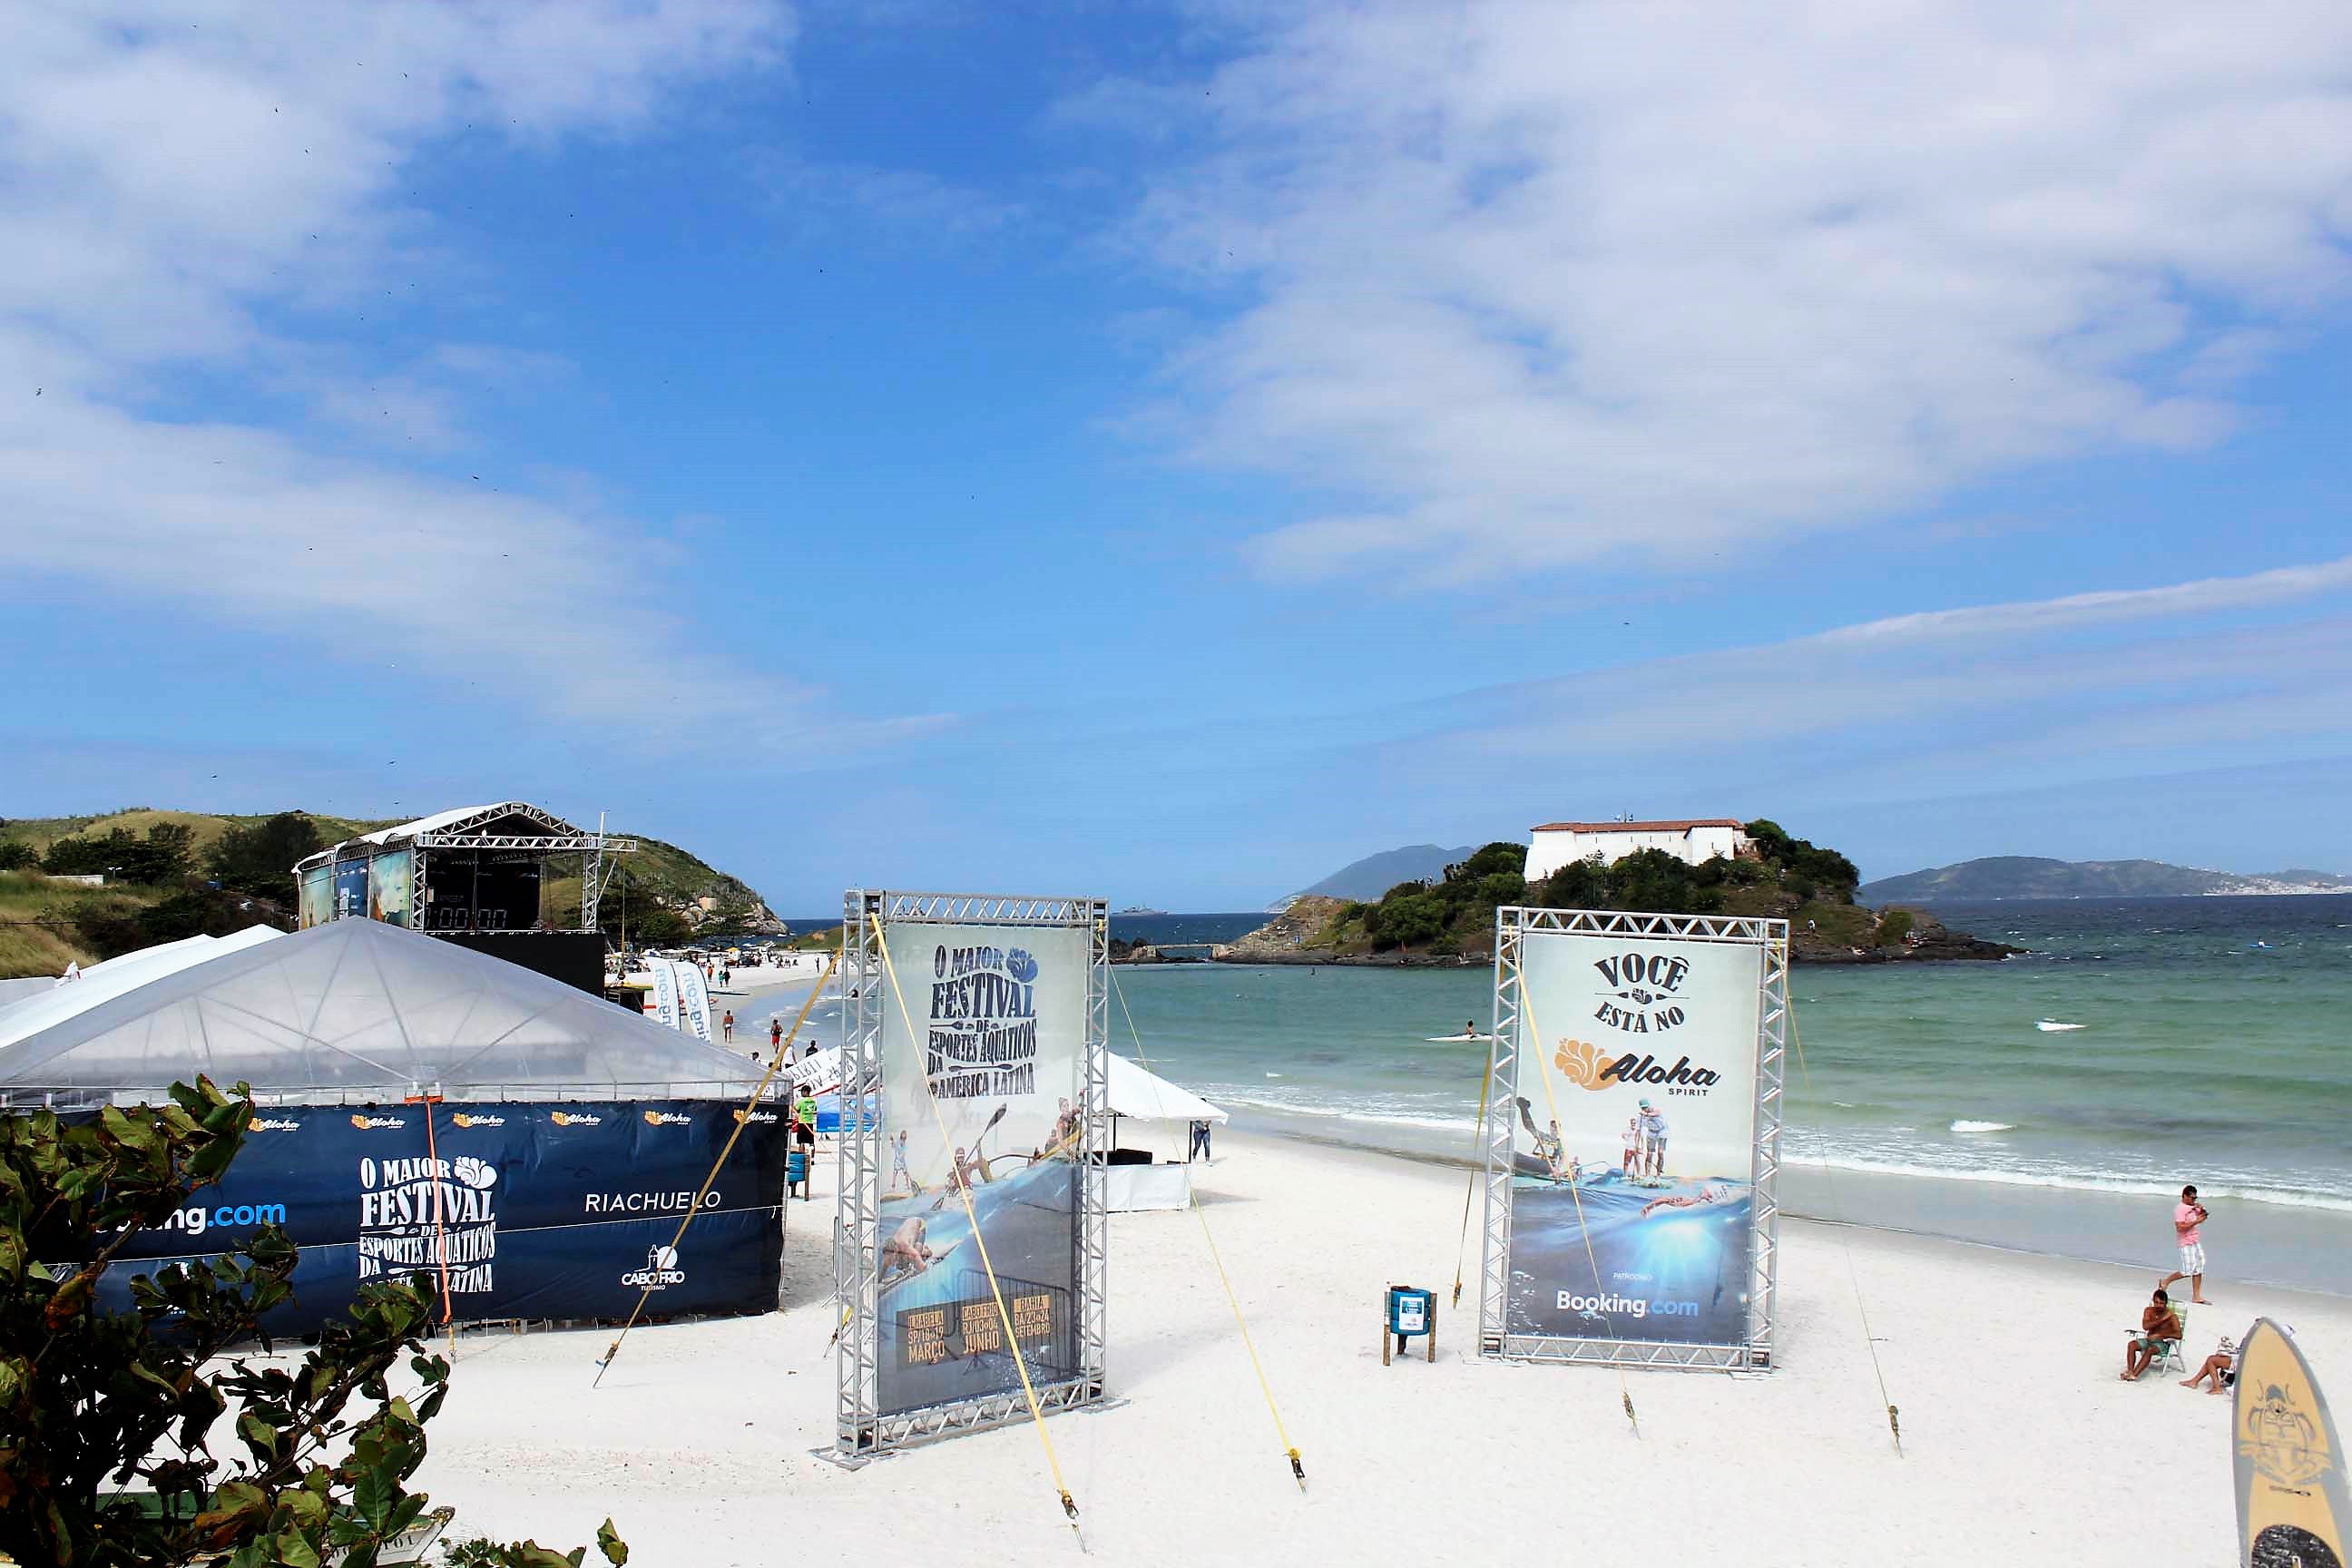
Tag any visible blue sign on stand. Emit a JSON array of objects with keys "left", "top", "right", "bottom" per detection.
[{"left": 1385, "top": 1283, "right": 1436, "bottom": 1365}]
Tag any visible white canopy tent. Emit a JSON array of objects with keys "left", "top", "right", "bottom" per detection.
[
  {"left": 0, "top": 926, "right": 283, "bottom": 1052},
  {"left": 0, "top": 917, "right": 768, "bottom": 1107},
  {"left": 1103, "top": 1053, "right": 1228, "bottom": 1212}
]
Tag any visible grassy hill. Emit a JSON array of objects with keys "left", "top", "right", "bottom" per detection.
[
  {"left": 0, "top": 807, "right": 779, "bottom": 975},
  {"left": 1, "top": 809, "right": 397, "bottom": 859}
]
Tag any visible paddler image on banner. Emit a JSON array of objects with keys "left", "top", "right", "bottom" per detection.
[
  {"left": 2234, "top": 1317, "right": 2348, "bottom": 1568},
  {"left": 1506, "top": 929, "right": 1765, "bottom": 1349}
]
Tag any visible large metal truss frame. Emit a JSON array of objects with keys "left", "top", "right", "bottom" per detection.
[
  {"left": 831, "top": 890, "right": 1111, "bottom": 1462},
  {"left": 1479, "top": 907, "right": 1788, "bottom": 1373}
]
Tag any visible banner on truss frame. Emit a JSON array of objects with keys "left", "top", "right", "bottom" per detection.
[
  {"left": 1482, "top": 908, "right": 1786, "bottom": 1371},
  {"left": 834, "top": 891, "right": 1108, "bottom": 1458}
]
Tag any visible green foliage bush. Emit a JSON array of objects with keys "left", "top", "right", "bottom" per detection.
[
  {"left": 0, "top": 1077, "right": 626, "bottom": 1568},
  {"left": 207, "top": 813, "right": 325, "bottom": 900},
  {"left": 43, "top": 823, "right": 195, "bottom": 886},
  {"left": 1874, "top": 908, "right": 1916, "bottom": 947},
  {"left": 0, "top": 840, "right": 35, "bottom": 872}
]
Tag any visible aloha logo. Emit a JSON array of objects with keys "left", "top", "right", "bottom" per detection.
[
  {"left": 248, "top": 1117, "right": 299, "bottom": 1132},
  {"left": 1553, "top": 1036, "right": 1722, "bottom": 1096},
  {"left": 1590, "top": 949, "right": 1692, "bottom": 1034},
  {"left": 620, "top": 1244, "right": 686, "bottom": 1290},
  {"left": 731, "top": 1109, "right": 778, "bottom": 1124},
  {"left": 450, "top": 1112, "right": 505, "bottom": 1129},
  {"left": 1555, "top": 1038, "right": 1609, "bottom": 1088},
  {"left": 348, "top": 1114, "right": 407, "bottom": 1131},
  {"left": 642, "top": 1111, "right": 691, "bottom": 1127},
  {"left": 549, "top": 1111, "right": 603, "bottom": 1127}
]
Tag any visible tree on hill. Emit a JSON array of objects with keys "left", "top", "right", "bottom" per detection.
[
  {"left": 207, "top": 813, "right": 326, "bottom": 899},
  {"left": 0, "top": 839, "right": 35, "bottom": 871},
  {"left": 42, "top": 823, "right": 194, "bottom": 886}
]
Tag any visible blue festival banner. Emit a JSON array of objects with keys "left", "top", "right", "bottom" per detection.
[{"left": 88, "top": 1101, "right": 784, "bottom": 1333}]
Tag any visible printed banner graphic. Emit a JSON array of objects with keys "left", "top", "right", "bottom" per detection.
[
  {"left": 86, "top": 1101, "right": 783, "bottom": 1334},
  {"left": 649, "top": 959, "right": 681, "bottom": 1031},
  {"left": 678, "top": 962, "right": 714, "bottom": 1044},
  {"left": 876, "top": 922, "right": 1086, "bottom": 1416},
  {"left": 298, "top": 866, "right": 333, "bottom": 929},
  {"left": 1508, "top": 932, "right": 1763, "bottom": 1348},
  {"left": 368, "top": 850, "right": 413, "bottom": 926}
]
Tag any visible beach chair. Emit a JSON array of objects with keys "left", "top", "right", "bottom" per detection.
[{"left": 788, "top": 1149, "right": 809, "bottom": 1200}]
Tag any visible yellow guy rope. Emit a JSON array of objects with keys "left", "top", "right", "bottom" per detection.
[
  {"left": 1784, "top": 999, "right": 1902, "bottom": 1455},
  {"left": 594, "top": 947, "right": 842, "bottom": 1387},
  {"left": 1515, "top": 978, "right": 1641, "bottom": 1439},
  {"left": 872, "top": 923, "right": 1085, "bottom": 1541},
  {"left": 1110, "top": 973, "right": 1306, "bottom": 1491},
  {"left": 1450, "top": 1037, "right": 1498, "bottom": 1309}
]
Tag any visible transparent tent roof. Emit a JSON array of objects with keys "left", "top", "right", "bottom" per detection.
[{"left": 0, "top": 918, "right": 769, "bottom": 1106}]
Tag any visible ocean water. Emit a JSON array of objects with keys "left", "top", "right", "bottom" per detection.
[{"left": 1103, "top": 897, "right": 2352, "bottom": 1292}]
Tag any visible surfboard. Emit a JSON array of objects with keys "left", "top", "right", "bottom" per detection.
[
  {"left": 1423, "top": 1033, "right": 1497, "bottom": 1043},
  {"left": 2034, "top": 1020, "right": 2085, "bottom": 1033},
  {"left": 2234, "top": 1317, "right": 2348, "bottom": 1568}
]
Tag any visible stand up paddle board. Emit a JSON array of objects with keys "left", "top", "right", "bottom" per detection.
[
  {"left": 1423, "top": 1033, "right": 1497, "bottom": 1043},
  {"left": 2234, "top": 1316, "right": 2348, "bottom": 1567}
]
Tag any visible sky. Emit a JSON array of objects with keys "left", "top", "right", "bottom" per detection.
[{"left": 5, "top": 0, "right": 2351, "bottom": 912}]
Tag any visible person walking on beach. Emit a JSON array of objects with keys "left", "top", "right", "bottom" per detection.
[
  {"left": 769, "top": 1016, "right": 783, "bottom": 1053},
  {"left": 721, "top": 1008, "right": 734, "bottom": 1043},
  {"left": 2122, "top": 1288, "right": 2182, "bottom": 1380},
  {"left": 1189, "top": 1118, "right": 1212, "bottom": 1161},
  {"left": 2159, "top": 1184, "right": 2211, "bottom": 1303}
]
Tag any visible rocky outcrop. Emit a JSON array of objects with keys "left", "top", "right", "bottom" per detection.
[{"left": 1793, "top": 910, "right": 2023, "bottom": 965}]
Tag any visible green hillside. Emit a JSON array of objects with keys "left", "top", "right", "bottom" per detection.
[{"left": 0, "top": 808, "right": 778, "bottom": 975}]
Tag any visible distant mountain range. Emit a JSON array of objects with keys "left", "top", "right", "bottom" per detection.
[
  {"left": 1288, "top": 843, "right": 1475, "bottom": 906},
  {"left": 1858, "top": 857, "right": 2352, "bottom": 903}
]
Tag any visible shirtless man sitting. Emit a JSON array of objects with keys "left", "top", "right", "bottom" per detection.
[{"left": 2122, "top": 1288, "right": 2182, "bottom": 1381}]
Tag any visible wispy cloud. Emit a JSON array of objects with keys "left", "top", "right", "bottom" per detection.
[
  {"left": 1387, "top": 555, "right": 2352, "bottom": 796},
  {"left": 0, "top": 2, "right": 865, "bottom": 743},
  {"left": 1086, "top": 3, "right": 2352, "bottom": 584}
]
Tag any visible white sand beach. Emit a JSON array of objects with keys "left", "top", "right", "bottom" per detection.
[{"left": 409, "top": 1130, "right": 2351, "bottom": 1567}]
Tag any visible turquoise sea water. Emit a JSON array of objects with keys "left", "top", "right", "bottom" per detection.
[{"left": 1104, "top": 897, "right": 2352, "bottom": 1292}]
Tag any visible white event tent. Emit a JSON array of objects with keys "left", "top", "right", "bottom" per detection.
[
  {"left": 0, "top": 926, "right": 284, "bottom": 1051},
  {"left": 1104, "top": 1052, "right": 1227, "bottom": 1211},
  {"left": 0, "top": 917, "right": 769, "bottom": 1108}
]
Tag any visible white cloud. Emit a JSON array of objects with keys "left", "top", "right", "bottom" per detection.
[
  {"left": 1099, "top": 2, "right": 2352, "bottom": 583},
  {"left": 0, "top": 2, "right": 827, "bottom": 741},
  {"left": 1406, "top": 554, "right": 2352, "bottom": 783}
]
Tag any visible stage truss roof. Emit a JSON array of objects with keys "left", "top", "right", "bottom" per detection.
[{"left": 292, "top": 801, "right": 637, "bottom": 872}]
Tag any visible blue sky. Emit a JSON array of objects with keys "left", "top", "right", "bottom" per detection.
[{"left": 5, "top": 1, "right": 2351, "bottom": 911}]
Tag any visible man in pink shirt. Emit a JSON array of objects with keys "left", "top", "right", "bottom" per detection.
[{"left": 2158, "top": 1182, "right": 2210, "bottom": 1304}]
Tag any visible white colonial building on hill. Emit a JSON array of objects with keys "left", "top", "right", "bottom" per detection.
[{"left": 1525, "top": 818, "right": 1751, "bottom": 880}]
